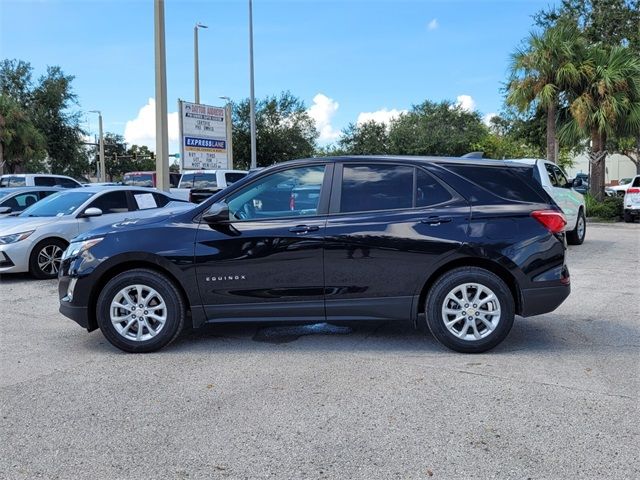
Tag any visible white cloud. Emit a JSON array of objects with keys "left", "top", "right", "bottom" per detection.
[
  {"left": 483, "top": 112, "right": 499, "bottom": 126},
  {"left": 307, "top": 93, "right": 340, "bottom": 143},
  {"left": 124, "top": 98, "right": 180, "bottom": 153},
  {"left": 456, "top": 94, "right": 476, "bottom": 112},
  {"left": 357, "top": 108, "right": 406, "bottom": 126},
  {"left": 427, "top": 18, "right": 439, "bottom": 30}
]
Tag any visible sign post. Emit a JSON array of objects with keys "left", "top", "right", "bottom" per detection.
[{"left": 178, "top": 100, "right": 229, "bottom": 170}]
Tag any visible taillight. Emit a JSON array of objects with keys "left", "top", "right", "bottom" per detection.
[
  {"left": 531, "top": 210, "right": 566, "bottom": 233},
  {"left": 627, "top": 188, "right": 640, "bottom": 194}
]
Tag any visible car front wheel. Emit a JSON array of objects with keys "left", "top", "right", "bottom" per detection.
[
  {"left": 425, "top": 267, "right": 515, "bottom": 353},
  {"left": 96, "top": 269, "right": 185, "bottom": 353},
  {"left": 29, "top": 238, "right": 67, "bottom": 279}
]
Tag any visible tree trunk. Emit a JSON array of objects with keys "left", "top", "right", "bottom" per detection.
[
  {"left": 588, "top": 131, "right": 607, "bottom": 201},
  {"left": 546, "top": 104, "right": 557, "bottom": 163},
  {"left": 0, "top": 140, "right": 4, "bottom": 176}
]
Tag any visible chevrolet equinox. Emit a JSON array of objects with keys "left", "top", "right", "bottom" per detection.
[{"left": 59, "top": 156, "right": 571, "bottom": 353}]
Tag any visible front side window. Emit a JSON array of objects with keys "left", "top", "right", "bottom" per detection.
[
  {"left": 552, "top": 165, "right": 569, "bottom": 188},
  {"left": 34, "top": 177, "right": 57, "bottom": 187},
  {"left": 56, "top": 177, "right": 79, "bottom": 188},
  {"left": 20, "top": 191, "right": 93, "bottom": 217},
  {"left": 341, "top": 164, "right": 413, "bottom": 213},
  {"left": 544, "top": 163, "right": 559, "bottom": 187},
  {"left": 87, "top": 191, "right": 130, "bottom": 214},
  {"left": 227, "top": 166, "right": 325, "bottom": 220}
]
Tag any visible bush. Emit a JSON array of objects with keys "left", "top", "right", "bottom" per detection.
[{"left": 585, "top": 194, "right": 623, "bottom": 219}]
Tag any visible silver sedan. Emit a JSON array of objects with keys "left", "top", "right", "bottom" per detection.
[{"left": 0, "top": 186, "right": 192, "bottom": 279}]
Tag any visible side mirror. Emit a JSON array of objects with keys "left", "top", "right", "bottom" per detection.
[
  {"left": 82, "top": 207, "right": 103, "bottom": 218},
  {"left": 572, "top": 178, "right": 583, "bottom": 188},
  {"left": 203, "top": 202, "right": 230, "bottom": 224},
  {"left": 0, "top": 206, "right": 12, "bottom": 214}
]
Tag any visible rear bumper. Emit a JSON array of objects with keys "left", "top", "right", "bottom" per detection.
[{"left": 520, "top": 283, "right": 570, "bottom": 317}]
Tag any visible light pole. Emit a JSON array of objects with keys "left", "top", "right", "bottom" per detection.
[
  {"left": 88, "top": 110, "right": 105, "bottom": 182},
  {"left": 194, "top": 22, "right": 208, "bottom": 104},
  {"left": 248, "top": 0, "right": 257, "bottom": 169},
  {"left": 219, "top": 96, "right": 234, "bottom": 169},
  {"left": 154, "top": 0, "right": 170, "bottom": 191}
]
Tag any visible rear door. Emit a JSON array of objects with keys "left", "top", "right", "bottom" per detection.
[
  {"left": 543, "top": 162, "right": 579, "bottom": 228},
  {"left": 323, "top": 162, "right": 470, "bottom": 321}
]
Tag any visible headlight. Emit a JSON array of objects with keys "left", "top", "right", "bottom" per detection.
[
  {"left": 62, "top": 237, "right": 104, "bottom": 259},
  {"left": 0, "top": 230, "right": 34, "bottom": 245}
]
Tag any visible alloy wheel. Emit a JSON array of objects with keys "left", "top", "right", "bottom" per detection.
[
  {"left": 441, "top": 282, "right": 501, "bottom": 341},
  {"left": 37, "top": 245, "right": 63, "bottom": 276},
  {"left": 110, "top": 284, "right": 168, "bottom": 342}
]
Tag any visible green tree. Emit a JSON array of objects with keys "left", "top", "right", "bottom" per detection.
[
  {"left": 387, "top": 100, "right": 486, "bottom": 156},
  {"left": 560, "top": 45, "right": 640, "bottom": 199},
  {"left": 506, "top": 20, "right": 586, "bottom": 163},
  {"left": 232, "top": 91, "right": 318, "bottom": 170},
  {"left": 338, "top": 120, "right": 390, "bottom": 155},
  {"left": 0, "top": 94, "right": 46, "bottom": 173}
]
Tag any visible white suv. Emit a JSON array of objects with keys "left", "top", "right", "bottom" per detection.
[
  {"left": 623, "top": 175, "right": 640, "bottom": 223},
  {"left": 0, "top": 174, "right": 81, "bottom": 188},
  {"left": 506, "top": 159, "right": 586, "bottom": 245}
]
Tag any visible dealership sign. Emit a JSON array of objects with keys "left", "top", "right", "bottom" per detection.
[{"left": 178, "top": 101, "right": 228, "bottom": 170}]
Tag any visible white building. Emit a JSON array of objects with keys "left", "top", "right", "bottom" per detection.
[{"left": 566, "top": 153, "right": 638, "bottom": 185}]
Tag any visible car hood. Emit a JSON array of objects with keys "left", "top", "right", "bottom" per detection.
[
  {"left": 0, "top": 215, "right": 63, "bottom": 235},
  {"left": 74, "top": 204, "right": 194, "bottom": 242}
]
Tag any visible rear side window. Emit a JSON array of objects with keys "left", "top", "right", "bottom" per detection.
[
  {"left": 35, "top": 177, "right": 57, "bottom": 187},
  {"left": 633, "top": 177, "right": 640, "bottom": 187},
  {"left": 341, "top": 164, "right": 413, "bottom": 213},
  {"left": 225, "top": 172, "right": 247, "bottom": 185},
  {"left": 544, "top": 163, "right": 559, "bottom": 187},
  {"left": 445, "top": 164, "right": 546, "bottom": 203},
  {"left": 2, "top": 176, "right": 26, "bottom": 187},
  {"left": 180, "top": 173, "right": 217, "bottom": 189},
  {"left": 416, "top": 169, "right": 452, "bottom": 207},
  {"left": 123, "top": 173, "right": 154, "bottom": 187}
]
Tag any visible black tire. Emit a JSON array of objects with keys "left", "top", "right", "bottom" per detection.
[
  {"left": 96, "top": 269, "right": 185, "bottom": 353},
  {"left": 425, "top": 267, "right": 515, "bottom": 353},
  {"left": 566, "top": 209, "right": 586, "bottom": 245},
  {"left": 624, "top": 211, "right": 634, "bottom": 223},
  {"left": 29, "top": 238, "right": 67, "bottom": 279}
]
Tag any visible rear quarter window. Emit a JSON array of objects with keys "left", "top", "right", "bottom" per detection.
[{"left": 445, "top": 164, "right": 546, "bottom": 203}]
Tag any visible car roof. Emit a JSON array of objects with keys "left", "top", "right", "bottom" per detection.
[
  {"left": 0, "top": 173, "right": 75, "bottom": 178},
  {"left": 66, "top": 186, "right": 163, "bottom": 194},
  {"left": 0, "top": 186, "right": 63, "bottom": 193},
  {"left": 181, "top": 169, "right": 247, "bottom": 173},
  {"left": 503, "top": 158, "right": 539, "bottom": 165}
]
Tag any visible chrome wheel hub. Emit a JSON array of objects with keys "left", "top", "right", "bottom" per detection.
[
  {"left": 38, "top": 245, "right": 63, "bottom": 275},
  {"left": 441, "top": 283, "right": 501, "bottom": 342},
  {"left": 110, "top": 284, "right": 167, "bottom": 342},
  {"left": 577, "top": 216, "right": 585, "bottom": 238}
]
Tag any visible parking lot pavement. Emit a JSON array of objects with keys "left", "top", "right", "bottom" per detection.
[{"left": 0, "top": 223, "right": 638, "bottom": 480}]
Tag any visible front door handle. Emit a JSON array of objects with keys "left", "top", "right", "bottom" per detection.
[
  {"left": 289, "top": 225, "right": 320, "bottom": 233},
  {"left": 421, "top": 216, "right": 452, "bottom": 225}
]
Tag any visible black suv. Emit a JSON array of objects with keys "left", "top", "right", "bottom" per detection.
[{"left": 59, "top": 156, "right": 570, "bottom": 353}]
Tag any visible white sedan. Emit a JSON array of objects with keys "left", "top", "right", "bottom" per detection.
[{"left": 0, "top": 187, "right": 192, "bottom": 279}]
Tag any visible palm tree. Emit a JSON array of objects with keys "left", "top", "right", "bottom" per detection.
[
  {"left": 560, "top": 45, "right": 640, "bottom": 199},
  {"left": 507, "top": 21, "right": 585, "bottom": 163}
]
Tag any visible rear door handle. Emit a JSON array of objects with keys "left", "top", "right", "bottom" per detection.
[
  {"left": 421, "top": 216, "right": 452, "bottom": 225},
  {"left": 289, "top": 225, "right": 320, "bottom": 233}
]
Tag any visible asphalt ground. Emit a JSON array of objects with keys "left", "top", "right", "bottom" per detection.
[{"left": 1, "top": 222, "right": 638, "bottom": 479}]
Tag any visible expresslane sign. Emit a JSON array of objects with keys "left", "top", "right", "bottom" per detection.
[{"left": 179, "top": 101, "right": 228, "bottom": 170}]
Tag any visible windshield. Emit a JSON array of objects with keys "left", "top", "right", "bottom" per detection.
[
  {"left": 20, "top": 191, "right": 93, "bottom": 217},
  {"left": 123, "top": 173, "right": 154, "bottom": 187},
  {"left": 0, "top": 191, "right": 11, "bottom": 199}
]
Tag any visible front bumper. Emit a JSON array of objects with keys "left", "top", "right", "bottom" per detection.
[
  {"left": 58, "top": 258, "right": 95, "bottom": 331},
  {"left": 0, "top": 241, "right": 31, "bottom": 274}
]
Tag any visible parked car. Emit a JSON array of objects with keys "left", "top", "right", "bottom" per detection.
[
  {"left": 122, "top": 171, "right": 181, "bottom": 189},
  {"left": 0, "top": 174, "right": 82, "bottom": 188},
  {"left": 175, "top": 169, "right": 248, "bottom": 203},
  {"left": 58, "top": 156, "right": 570, "bottom": 354},
  {"left": 571, "top": 173, "right": 589, "bottom": 195},
  {"left": 610, "top": 177, "right": 635, "bottom": 197},
  {"left": 623, "top": 175, "right": 640, "bottom": 223},
  {"left": 0, "top": 187, "right": 191, "bottom": 279},
  {"left": 0, "top": 187, "right": 62, "bottom": 217},
  {"left": 506, "top": 159, "right": 586, "bottom": 245}
]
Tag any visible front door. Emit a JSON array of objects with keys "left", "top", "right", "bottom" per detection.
[
  {"left": 195, "top": 163, "right": 332, "bottom": 322},
  {"left": 543, "top": 162, "right": 580, "bottom": 228}
]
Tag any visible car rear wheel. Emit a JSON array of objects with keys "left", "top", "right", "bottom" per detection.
[
  {"left": 566, "top": 209, "right": 586, "bottom": 245},
  {"left": 425, "top": 267, "right": 515, "bottom": 353},
  {"left": 624, "top": 211, "right": 634, "bottom": 223},
  {"left": 29, "top": 238, "right": 67, "bottom": 279},
  {"left": 96, "top": 269, "right": 185, "bottom": 353}
]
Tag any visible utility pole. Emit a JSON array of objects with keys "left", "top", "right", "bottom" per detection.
[
  {"left": 89, "top": 110, "right": 105, "bottom": 182},
  {"left": 194, "top": 22, "right": 208, "bottom": 104},
  {"left": 154, "top": 0, "right": 170, "bottom": 191},
  {"left": 248, "top": 0, "right": 257, "bottom": 169},
  {"left": 220, "top": 96, "right": 233, "bottom": 169}
]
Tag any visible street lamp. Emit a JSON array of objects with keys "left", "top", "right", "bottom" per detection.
[
  {"left": 219, "top": 96, "right": 234, "bottom": 169},
  {"left": 194, "top": 22, "right": 208, "bottom": 104},
  {"left": 88, "top": 110, "right": 105, "bottom": 182},
  {"left": 154, "top": 0, "right": 170, "bottom": 191},
  {"left": 248, "top": 0, "right": 257, "bottom": 169}
]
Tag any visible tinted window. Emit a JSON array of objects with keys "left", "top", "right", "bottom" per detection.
[
  {"left": 341, "top": 164, "right": 413, "bottom": 213},
  {"left": 20, "top": 191, "right": 93, "bottom": 217},
  {"left": 87, "top": 191, "right": 130, "bottom": 214},
  {"left": 416, "top": 169, "right": 452, "bottom": 207},
  {"left": 170, "top": 173, "right": 181, "bottom": 188},
  {"left": 544, "top": 163, "right": 559, "bottom": 187},
  {"left": 225, "top": 172, "right": 247, "bottom": 185},
  {"left": 35, "top": 177, "right": 57, "bottom": 187},
  {"left": 153, "top": 192, "right": 170, "bottom": 207},
  {"left": 633, "top": 177, "right": 640, "bottom": 187},
  {"left": 180, "top": 173, "right": 217, "bottom": 189},
  {"left": 227, "top": 166, "right": 325, "bottom": 220},
  {"left": 1, "top": 176, "right": 26, "bottom": 187},
  {"left": 56, "top": 177, "right": 79, "bottom": 188},
  {"left": 446, "top": 164, "right": 545, "bottom": 203}
]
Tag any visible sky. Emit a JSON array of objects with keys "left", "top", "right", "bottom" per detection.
[{"left": 1, "top": 0, "right": 559, "bottom": 153}]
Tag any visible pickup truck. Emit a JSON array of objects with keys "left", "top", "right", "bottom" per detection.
[{"left": 173, "top": 169, "right": 248, "bottom": 203}]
